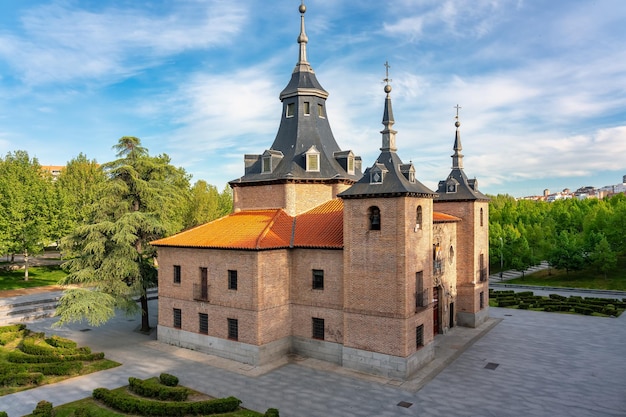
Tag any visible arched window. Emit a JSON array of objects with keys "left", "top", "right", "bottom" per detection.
[
  {"left": 480, "top": 207, "right": 484, "bottom": 227},
  {"left": 416, "top": 206, "right": 423, "bottom": 229},
  {"left": 368, "top": 206, "right": 381, "bottom": 230}
]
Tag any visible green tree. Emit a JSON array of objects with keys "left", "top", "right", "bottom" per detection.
[
  {"left": 587, "top": 234, "right": 617, "bottom": 279},
  {"left": 547, "top": 231, "right": 585, "bottom": 273},
  {"left": 57, "top": 137, "right": 190, "bottom": 332},
  {"left": 0, "top": 151, "right": 53, "bottom": 279},
  {"left": 53, "top": 153, "right": 106, "bottom": 241},
  {"left": 184, "top": 181, "right": 233, "bottom": 228}
]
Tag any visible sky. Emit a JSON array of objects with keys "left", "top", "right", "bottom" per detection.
[{"left": 0, "top": 0, "right": 624, "bottom": 198}]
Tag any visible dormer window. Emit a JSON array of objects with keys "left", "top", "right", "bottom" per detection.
[
  {"left": 286, "top": 103, "right": 295, "bottom": 118},
  {"left": 347, "top": 155, "right": 355, "bottom": 175},
  {"left": 369, "top": 164, "right": 387, "bottom": 184},
  {"left": 317, "top": 103, "right": 325, "bottom": 118},
  {"left": 303, "top": 101, "right": 310, "bottom": 115},
  {"left": 262, "top": 156, "right": 271, "bottom": 173},
  {"left": 305, "top": 146, "right": 320, "bottom": 172}
]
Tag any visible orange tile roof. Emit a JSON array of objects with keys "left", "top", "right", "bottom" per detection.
[
  {"left": 293, "top": 199, "right": 343, "bottom": 248},
  {"left": 151, "top": 209, "right": 293, "bottom": 250},
  {"left": 152, "top": 201, "right": 344, "bottom": 250},
  {"left": 152, "top": 201, "right": 457, "bottom": 250},
  {"left": 433, "top": 211, "right": 461, "bottom": 222}
]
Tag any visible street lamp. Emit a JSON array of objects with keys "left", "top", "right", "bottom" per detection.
[{"left": 499, "top": 237, "right": 504, "bottom": 280}]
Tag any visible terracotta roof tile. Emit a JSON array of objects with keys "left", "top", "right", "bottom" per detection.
[
  {"left": 293, "top": 199, "right": 343, "bottom": 248},
  {"left": 433, "top": 211, "right": 461, "bottom": 222},
  {"left": 151, "top": 210, "right": 292, "bottom": 250}
]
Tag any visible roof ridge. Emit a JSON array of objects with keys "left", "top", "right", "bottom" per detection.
[{"left": 255, "top": 209, "right": 292, "bottom": 249}]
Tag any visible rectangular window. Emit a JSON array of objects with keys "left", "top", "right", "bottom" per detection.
[
  {"left": 317, "top": 103, "right": 325, "bottom": 118},
  {"left": 227, "top": 318, "right": 238, "bottom": 340},
  {"left": 480, "top": 291, "right": 485, "bottom": 309},
  {"left": 347, "top": 156, "right": 354, "bottom": 174},
  {"left": 262, "top": 157, "right": 271, "bottom": 173},
  {"left": 307, "top": 154, "right": 319, "bottom": 171},
  {"left": 312, "top": 269, "right": 324, "bottom": 290},
  {"left": 173, "top": 308, "right": 182, "bottom": 329},
  {"left": 416, "top": 324, "right": 424, "bottom": 348},
  {"left": 415, "top": 271, "right": 427, "bottom": 309},
  {"left": 286, "top": 103, "right": 295, "bottom": 117},
  {"left": 173, "top": 265, "right": 181, "bottom": 284},
  {"left": 312, "top": 317, "right": 325, "bottom": 340},
  {"left": 303, "top": 101, "right": 310, "bottom": 115},
  {"left": 228, "top": 270, "right": 238, "bottom": 290},
  {"left": 199, "top": 313, "right": 208, "bottom": 334}
]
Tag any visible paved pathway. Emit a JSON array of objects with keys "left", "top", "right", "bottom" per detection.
[{"left": 1, "top": 297, "right": 625, "bottom": 416}]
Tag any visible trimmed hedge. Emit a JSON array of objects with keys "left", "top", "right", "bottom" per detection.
[
  {"left": 159, "top": 372, "right": 179, "bottom": 387},
  {"left": 265, "top": 408, "right": 280, "bottom": 417},
  {"left": 0, "top": 371, "right": 44, "bottom": 387},
  {"left": 93, "top": 387, "right": 241, "bottom": 416},
  {"left": 0, "top": 331, "right": 21, "bottom": 346},
  {"left": 128, "top": 377, "right": 190, "bottom": 401},
  {"left": 7, "top": 349, "right": 104, "bottom": 364},
  {"left": 0, "top": 324, "right": 26, "bottom": 334},
  {"left": 0, "top": 411, "right": 8, "bottom": 417},
  {"left": 45, "top": 335, "right": 77, "bottom": 349}
]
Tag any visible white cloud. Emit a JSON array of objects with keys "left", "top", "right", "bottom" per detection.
[{"left": 0, "top": 1, "right": 247, "bottom": 86}]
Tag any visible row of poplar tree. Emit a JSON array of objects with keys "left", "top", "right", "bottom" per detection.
[
  {"left": 0, "top": 137, "right": 232, "bottom": 331},
  {"left": 489, "top": 193, "right": 626, "bottom": 277}
]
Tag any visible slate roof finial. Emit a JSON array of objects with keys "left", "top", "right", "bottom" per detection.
[
  {"left": 381, "top": 61, "right": 397, "bottom": 152},
  {"left": 452, "top": 104, "right": 464, "bottom": 169},
  {"left": 297, "top": 1, "right": 309, "bottom": 65}
]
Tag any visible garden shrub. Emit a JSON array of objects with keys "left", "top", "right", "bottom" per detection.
[
  {"left": 0, "top": 331, "right": 21, "bottom": 345},
  {"left": 93, "top": 387, "right": 241, "bottom": 416},
  {"left": 159, "top": 372, "right": 179, "bottom": 387},
  {"left": 128, "top": 377, "right": 189, "bottom": 401},
  {"left": 0, "top": 371, "right": 44, "bottom": 387},
  {"left": 265, "top": 408, "right": 280, "bottom": 417},
  {"left": 0, "top": 324, "right": 26, "bottom": 333},
  {"left": 45, "top": 335, "right": 77, "bottom": 349},
  {"left": 30, "top": 400, "right": 55, "bottom": 417},
  {"left": 0, "top": 411, "right": 8, "bottom": 417}
]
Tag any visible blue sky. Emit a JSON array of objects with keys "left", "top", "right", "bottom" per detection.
[{"left": 0, "top": 0, "right": 624, "bottom": 198}]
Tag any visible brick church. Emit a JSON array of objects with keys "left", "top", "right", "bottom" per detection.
[{"left": 152, "top": 3, "right": 489, "bottom": 379}]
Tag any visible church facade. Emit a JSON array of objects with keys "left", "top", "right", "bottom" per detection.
[{"left": 152, "top": 3, "right": 489, "bottom": 379}]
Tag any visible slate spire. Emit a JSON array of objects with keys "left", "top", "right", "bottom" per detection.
[
  {"left": 452, "top": 104, "right": 463, "bottom": 169},
  {"left": 380, "top": 61, "right": 397, "bottom": 152}
]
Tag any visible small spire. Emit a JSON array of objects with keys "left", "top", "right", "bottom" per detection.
[
  {"left": 381, "top": 61, "right": 397, "bottom": 152},
  {"left": 297, "top": 1, "right": 309, "bottom": 65},
  {"left": 452, "top": 104, "right": 463, "bottom": 169}
]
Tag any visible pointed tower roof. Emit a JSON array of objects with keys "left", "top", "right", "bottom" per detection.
[
  {"left": 436, "top": 106, "right": 489, "bottom": 201},
  {"left": 231, "top": 2, "right": 360, "bottom": 186},
  {"left": 339, "top": 65, "right": 435, "bottom": 199}
]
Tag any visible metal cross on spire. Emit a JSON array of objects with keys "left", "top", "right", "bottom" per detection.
[
  {"left": 383, "top": 61, "right": 392, "bottom": 86},
  {"left": 454, "top": 104, "right": 462, "bottom": 120}
]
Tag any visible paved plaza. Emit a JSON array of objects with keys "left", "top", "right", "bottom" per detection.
[{"left": 1, "top": 297, "right": 625, "bottom": 417}]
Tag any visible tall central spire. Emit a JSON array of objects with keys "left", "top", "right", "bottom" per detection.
[
  {"left": 297, "top": 1, "right": 308, "bottom": 65},
  {"left": 380, "top": 61, "right": 398, "bottom": 152}
]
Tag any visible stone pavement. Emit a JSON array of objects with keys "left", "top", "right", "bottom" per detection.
[{"left": 1, "top": 297, "right": 625, "bottom": 416}]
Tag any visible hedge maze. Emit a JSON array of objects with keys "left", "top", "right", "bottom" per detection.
[
  {"left": 0, "top": 324, "right": 114, "bottom": 390},
  {"left": 490, "top": 290, "right": 626, "bottom": 316}
]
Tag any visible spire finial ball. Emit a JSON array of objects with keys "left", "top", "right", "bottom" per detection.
[
  {"left": 384, "top": 84, "right": 392, "bottom": 94},
  {"left": 455, "top": 120, "right": 460, "bottom": 128},
  {"left": 299, "top": 3, "right": 306, "bottom": 14}
]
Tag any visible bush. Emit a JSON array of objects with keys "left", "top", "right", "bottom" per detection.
[
  {"left": 0, "top": 411, "right": 8, "bottom": 417},
  {"left": 93, "top": 387, "right": 241, "bottom": 416},
  {"left": 128, "top": 377, "right": 190, "bottom": 401},
  {"left": 159, "top": 373, "right": 179, "bottom": 387},
  {"left": 0, "top": 331, "right": 21, "bottom": 345},
  {"left": 30, "top": 400, "right": 55, "bottom": 417},
  {"left": 265, "top": 408, "right": 280, "bottom": 417},
  {"left": 0, "top": 324, "right": 26, "bottom": 334},
  {"left": 0, "top": 372, "right": 44, "bottom": 387},
  {"left": 45, "top": 335, "right": 77, "bottom": 349}
]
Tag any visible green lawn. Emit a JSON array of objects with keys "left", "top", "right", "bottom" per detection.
[
  {"left": 0, "top": 266, "right": 67, "bottom": 291},
  {"left": 507, "top": 255, "right": 626, "bottom": 291}
]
